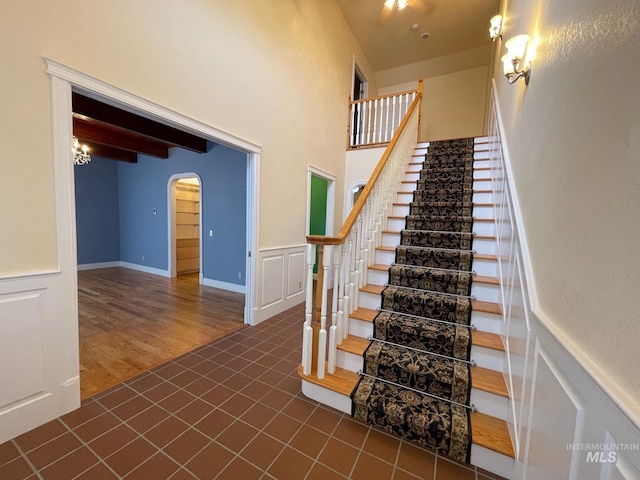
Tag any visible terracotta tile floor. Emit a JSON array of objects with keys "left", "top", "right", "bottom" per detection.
[{"left": 0, "top": 303, "right": 506, "bottom": 480}]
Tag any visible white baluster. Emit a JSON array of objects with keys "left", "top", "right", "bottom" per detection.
[
  {"left": 302, "top": 244, "right": 315, "bottom": 375},
  {"left": 317, "top": 245, "right": 330, "bottom": 380}
]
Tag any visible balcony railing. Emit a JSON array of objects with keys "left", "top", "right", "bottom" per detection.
[
  {"left": 347, "top": 82, "right": 422, "bottom": 149},
  {"left": 302, "top": 89, "right": 422, "bottom": 379}
]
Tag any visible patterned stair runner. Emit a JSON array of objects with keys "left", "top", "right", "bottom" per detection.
[{"left": 351, "top": 137, "right": 476, "bottom": 463}]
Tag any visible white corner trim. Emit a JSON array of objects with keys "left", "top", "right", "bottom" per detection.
[
  {"left": 201, "top": 278, "right": 246, "bottom": 294},
  {"left": 43, "top": 58, "right": 262, "bottom": 154}
]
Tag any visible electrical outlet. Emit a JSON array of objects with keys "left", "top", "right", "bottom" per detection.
[
  {"left": 142, "top": 256, "right": 145, "bottom": 261},
  {"left": 237, "top": 272, "right": 242, "bottom": 280}
]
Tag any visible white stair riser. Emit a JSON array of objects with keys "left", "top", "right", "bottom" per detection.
[
  {"left": 407, "top": 163, "right": 423, "bottom": 172},
  {"left": 385, "top": 218, "right": 495, "bottom": 236},
  {"left": 414, "top": 148, "right": 429, "bottom": 155},
  {"left": 301, "top": 380, "right": 351, "bottom": 414},
  {"left": 337, "top": 342, "right": 504, "bottom": 374},
  {"left": 471, "top": 345, "right": 505, "bottom": 372},
  {"left": 349, "top": 317, "right": 374, "bottom": 338},
  {"left": 473, "top": 191, "right": 493, "bottom": 203},
  {"left": 473, "top": 169, "right": 491, "bottom": 179},
  {"left": 405, "top": 171, "right": 420, "bottom": 182},
  {"left": 471, "top": 445, "right": 515, "bottom": 480},
  {"left": 368, "top": 268, "right": 388, "bottom": 286},
  {"left": 472, "top": 258, "right": 497, "bottom": 276},
  {"left": 474, "top": 150, "right": 490, "bottom": 160},
  {"left": 364, "top": 271, "right": 500, "bottom": 304},
  {"left": 374, "top": 238, "right": 496, "bottom": 266},
  {"left": 471, "top": 389, "right": 509, "bottom": 421},
  {"left": 349, "top": 309, "right": 502, "bottom": 335},
  {"left": 473, "top": 204, "right": 494, "bottom": 218}
]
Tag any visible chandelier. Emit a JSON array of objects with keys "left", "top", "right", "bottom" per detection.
[{"left": 72, "top": 136, "right": 91, "bottom": 165}]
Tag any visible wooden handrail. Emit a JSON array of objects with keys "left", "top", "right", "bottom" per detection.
[{"left": 307, "top": 88, "right": 422, "bottom": 246}]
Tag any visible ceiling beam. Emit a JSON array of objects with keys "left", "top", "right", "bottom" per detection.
[
  {"left": 80, "top": 142, "right": 138, "bottom": 163},
  {"left": 72, "top": 93, "right": 208, "bottom": 153},
  {"left": 73, "top": 116, "right": 169, "bottom": 159}
]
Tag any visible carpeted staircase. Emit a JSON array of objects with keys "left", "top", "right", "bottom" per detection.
[{"left": 351, "top": 138, "right": 476, "bottom": 463}]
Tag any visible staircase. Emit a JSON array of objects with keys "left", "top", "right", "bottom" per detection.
[{"left": 300, "top": 138, "right": 516, "bottom": 479}]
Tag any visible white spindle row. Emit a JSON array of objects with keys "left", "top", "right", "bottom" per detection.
[
  {"left": 303, "top": 102, "right": 420, "bottom": 379},
  {"left": 349, "top": 91, "right": 417, "bottom": 148}
]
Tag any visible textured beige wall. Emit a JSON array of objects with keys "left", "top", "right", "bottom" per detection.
[
  {"left": 0, "top": 0, "right": 375, "bottom": 275},
  {"left": 377, "top": 65, "right": 489, "bottom": 142},
  {"left": 495, "top": 0, "right": 640, "bottom": 410}
]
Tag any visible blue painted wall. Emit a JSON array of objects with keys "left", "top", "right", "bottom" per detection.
[
  {"left": 74, "top": 157, "right": 121, "bottom": 264},
  {"left": 75, "top": 143, "right": 247, "bottom": 287}
]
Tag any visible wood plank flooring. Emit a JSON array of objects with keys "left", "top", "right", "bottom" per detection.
[{"left": 78, "top": 268, "right": 245, "bottom": 399}]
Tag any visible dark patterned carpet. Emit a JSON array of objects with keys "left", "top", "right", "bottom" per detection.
[{"left": 351, "top": 138, "right": 476, "bottom": 463}]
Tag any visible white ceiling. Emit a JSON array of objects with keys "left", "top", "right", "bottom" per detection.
[{"left": 336, "top": 0, "right": 500, "bottom": 72}]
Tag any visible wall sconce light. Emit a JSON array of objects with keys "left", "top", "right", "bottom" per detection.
[
  {"left": 384, "top": 0, "right": 408, "bottom": 10},
  {"left": 489, "top": 15, "right": 503, "bottom": 41},
  {"left": 501, "top": 34, "right": 531, "bottom": 85}
]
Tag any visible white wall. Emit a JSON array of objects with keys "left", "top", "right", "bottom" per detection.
[
  {"left": 493, "top": 0, "right": 640, "bottom": 419},
  {"left": 0, "top": 0, "right": 377, "bottom": 442},
  {"left": 343, "top": 147, "right": 387, "bottom": 219},
  {"left": 375, "top": 47, "right": 492, "bottom": 141},
  {"left": 0, "top": 0, "right": 376, "bottom": 275},
  {"left": 488, "top": 86, "right": 640, "bottom": 480}
]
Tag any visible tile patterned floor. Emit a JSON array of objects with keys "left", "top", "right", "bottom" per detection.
[{"left": 0, "top": 303, "right": 506, "bottom": 480}]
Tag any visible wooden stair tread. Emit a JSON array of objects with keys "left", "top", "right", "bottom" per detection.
[
  {"left": 472, "top": 299, "right": 502, "bottom": 315},
  {"left": 351, "top": 307, "right": 377, "bottom": 322},
  {"left": 473, "top": 274, "right": 500, "bottom": 285},
  {"left": 298, "top": 364, "right": 357, "bottom": 396},
  {"left": 376, "top": 245, "right": 396, "bottom": 252},
  {"left": 471, "top": 411, "right": 515, "bottom": 458},
  {"left": 471, "top": 366, "right": 509, "bottom": 397},
  {"left": 338, "top": 335, "right": 371, "bottom": 355},
  {"left": 472, "top": 331, "right": 505, "bottom": 351},
  {"left": 369, "top": 264, "right": 390, "bottom": 271},
  {"left": 474, "top": 253, "right": 497, "bottom": 261},
  {"left": 361, "top": 284, "right": 384, "bottom": 294}
]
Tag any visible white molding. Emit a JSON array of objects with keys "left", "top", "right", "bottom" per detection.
[
  {"left": 201, "top": 278, "right": 246, "bottom": 294},
  {"left": 306, "top": 165, "right": 337, "bottom": 237},
  {"left": 77, "top": 262, "right": 120, "bottom": 271},
  {"left": 119, "top": 262, "right": 170, "bottom": 278},
  {"left": 44, "top": 59, "right": 262, "bottom": 154}
]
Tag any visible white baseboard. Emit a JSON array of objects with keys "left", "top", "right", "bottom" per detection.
[
  {"left": 201, "top": 277, "right": 246, "bottom": 294},
  {"left": 119, "top": 262, "right": 170, "bottom": 278},
  {"left": 77, "top": 261, "right": 121, "bottom": 271}
]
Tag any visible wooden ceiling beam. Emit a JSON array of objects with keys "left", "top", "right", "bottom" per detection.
[
  {"left": 72, "top": 93, "right": 208, "bottom": 153},
  {"left": 73, "top": 116, "right": 169, "bottom": 159},
  {"left": 79, "top": 142, "right": 138, "bottom": 163}
]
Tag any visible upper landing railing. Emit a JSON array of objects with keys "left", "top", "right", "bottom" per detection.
[
  {"left": 348, "top": 81, "right": 422, "bottom": 149},
  {"left": 302, "top": 86, "right": 423, "bottom": 379}
]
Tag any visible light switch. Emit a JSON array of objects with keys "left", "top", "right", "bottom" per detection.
[{"left": 209, "top": 230, "right": 213, "bottom": 237}]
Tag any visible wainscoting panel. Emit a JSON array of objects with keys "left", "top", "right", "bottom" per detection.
[
  {"left": 0, "top": 271, "right": 80, "bottom": 444},
  {"left": 253, "top": 245, "right": 306, "bottom": 325},
  {"left": 0, "top": 289, "right": 46, "bottom": 407},
  {"left": 488, "top": 81, "right": 640, "bottom": 479}
]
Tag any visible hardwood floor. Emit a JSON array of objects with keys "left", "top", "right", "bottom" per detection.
[{"left": 78, "top": 268, "right": 245, "bottom": 399}]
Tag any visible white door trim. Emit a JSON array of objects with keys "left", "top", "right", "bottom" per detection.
[
  {"left": 306, "top": 165, "right": 336, "bottom": 237},
  {"left": 44, "top": 57, "right": 261, "bottom": 325}
]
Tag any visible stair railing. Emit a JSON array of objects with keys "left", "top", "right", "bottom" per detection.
[
  {"left": 348, "top": 81, "right": 422, "bottom": 149},
  {"left": 302, "top": 88, "right": 422, "bottom": 379}
]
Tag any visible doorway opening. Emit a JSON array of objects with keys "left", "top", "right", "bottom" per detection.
[
  {"left": 48, "top": 59, "right": 261, "bottom": 402},
  {"left": 169, "top": 175, "right": 202, "bottom": 277}
]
